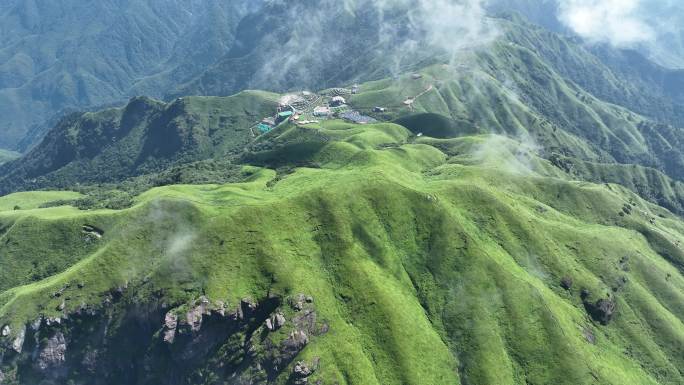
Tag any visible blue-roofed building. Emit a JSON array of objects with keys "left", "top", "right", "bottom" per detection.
[{"left": 257, "top": 123, "right": 272, "bottom": 134}]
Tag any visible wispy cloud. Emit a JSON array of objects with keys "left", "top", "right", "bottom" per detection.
[
  {"left": 557, "top": 0, "right": 655, "bottom": 47},
  {"left": 250, "top": 0, "right": 498, "bottom": 90},
  {"left": 405, "top": 0, "right": 499, "bottom": 60}
]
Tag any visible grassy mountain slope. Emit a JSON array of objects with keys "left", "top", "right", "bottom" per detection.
[
  {"left": 549, "top": 155, "right": 684, "bottom": 216},
  {"left": 490, "top": 0, "right": 684, "bottom": 71},
  {"left": 168, "top": 11, "right": 684, "bottom": 184},
  {"left": 1, "top": 121, "right": 683, "bottom": 384},
  {"left": 497, "top": 16, "right": 684, "bottom": 128},
  {"left": 6, "top": 41, "right": 684, "bottom": 215},
  {"left": 2, "top": 7, "right": 684, "bottom": 384},
  {"left": 339, "top": 38, "right": 684, "bottom": 203},
  {"left": 166, "top": 0, "right": 402, "bottom": 100}
]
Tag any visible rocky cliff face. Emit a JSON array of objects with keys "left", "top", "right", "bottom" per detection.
[{"left": 0, "top": 290, "right": 325, "bottom": 385}]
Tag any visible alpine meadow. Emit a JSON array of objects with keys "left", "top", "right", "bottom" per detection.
[{"left": 1, "top": 1, "right": 684, "bottom": 384}]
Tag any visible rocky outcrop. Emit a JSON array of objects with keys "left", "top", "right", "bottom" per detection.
[
  {"left": 583, "top": 292, "right": 617, "bottom": 325},
  {"left": 293, "top": 361, "right": 313, "bottom": 384},
  {"left": 82, "top": 224, "right": 104, "bottom": 240},
  {"left": 292, "top": 357, "right": 320, "bottom": 385},
  {"left": 184, "top": 300, "right": 207, "bottom": 332},
  {"left": 12, "top": 325, "right": 26, "bottom": 353},
  {"left": 265, "top": 312, "right": 286, "bottom": 331},
  {"left": 36, "top": 332, "right": 67, "bottom": 370},
  {"left": 560, "top": 276, "right": 573, "bottom": 290},
  {"left": 290, "top": 294, "right": 313, "bottom": 312},
  {"left": 591, "top": 298, "right": 617, "bottom": 325},
  {"left": 163, "top": 296, "right": 243, "bottom": 344},
  {"left": 163, "top": 312, "right": 178, "bottom": 343},
  {"left": 238, "top": 297, "right": 257, "bottom": 320},
  {"left": 284, "top": 330, "right": 309, "bottom": 351}
]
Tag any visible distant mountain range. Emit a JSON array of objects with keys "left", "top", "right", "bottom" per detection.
[
  {"left": 4, "top": 12, "right": 684, "bottom": 202},
  {"left": 3, "top": 0, "right": 683, "bottom": 153},
  {"left": 0, "top": 0, "right": 261, "bottom": 150}
]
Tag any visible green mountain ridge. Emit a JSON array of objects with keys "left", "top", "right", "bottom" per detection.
[
  {"left": 5, "top": 32, "right": 684, "bottom": 215},
  {"left": 3, "top": 4, "right": 684, "bottom": 385},
  {"left": 1, "top": 121, "right": 684, "bottom": 384},
  {"left": 3, "top": 0, "right": 684, "bottom": 154}
]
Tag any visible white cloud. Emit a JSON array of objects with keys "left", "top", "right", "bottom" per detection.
[
  {"left": 410, "top": 0, "right": 498, "bottom": 56},
  {"left": 558, "top": 0, "right": 655, "bottom": 47},
  {"left": 251, "top": 0, "right": 498, "bottom": 89}
]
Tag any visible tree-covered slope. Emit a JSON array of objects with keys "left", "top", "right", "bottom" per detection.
[
  {"left": 0, "top": 92, "right": 278, "bottom": 195},
  {"left": 0, "top": 150, "right": 18, "bottom": 166},
  {"left": 1, "top": 121, "right": 684, "bottom": 384}
]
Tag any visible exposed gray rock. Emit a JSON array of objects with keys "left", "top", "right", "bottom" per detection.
[
  {"left": 12, "top": 325, "right": 26, "bottom": 353},
  {"left": 45, "top": 317, "right": 62, "bottom": 326},
  {"left": 283, "top": 330, "right": 309, "bottom": 354},
  {"left": 275, "top": 313, "right": 286, "bottom": 328},
  {"left": 293, "top": 358, "right": 319, "bottom": 384},
  {"left": 1, "top": 325, "right": 10, "bottom": 337},
  {"left": 594, "top": 298, "right": 617, "bottom": 325},
  {"left": 165, "top": 313, "right": 178, "bottom": 328},
  {"left": 179, "top": 297, "right": 230, "bottom": 333},
  {"left": 198, "top": 296, "right": 211, "bottom": 311},
  {"left": 584, "top": 296, "right": 617, "bottom": 325},
  {"left": 36, "top": 332, "right": 67, "bottom": 370},
  {"left": 163, "top": 312, "right": 178, "bottom": 343},
  {"left": 582, "top": 327, "right": 596, "bottom": 344},
  {"left": 265, "top": 312, "right": 287, "bottom": 332},
  {"left": 291, "top": 294, "right": 309, "bottom": 311},
  {"left": 293, "top": 309, "right": 317, "bottom": 333},
  {"left": 0, "top": 368, "right": 4, "bottom": 381},
  {"left": 213, "top": 300, "right": 226, "bottom": 317},
  {"left": 31, "top": 317, "right": 43, "bottom": 331},
  {"left": 0, "top": 295, "right": 322, "bottom": 384},
  {"left": 186, "top": 305, "right": 204, "bottom": 332},
  {"left": 294, "top": 360, "right": 312, "bottom": 376}
]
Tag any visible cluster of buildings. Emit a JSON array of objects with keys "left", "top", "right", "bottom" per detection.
[
  {"left": 252, "top": 73, "right": 433, "bottom": 136},
  {"left": 253, "top": 89, "right": 380, "bottom": 136}
]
